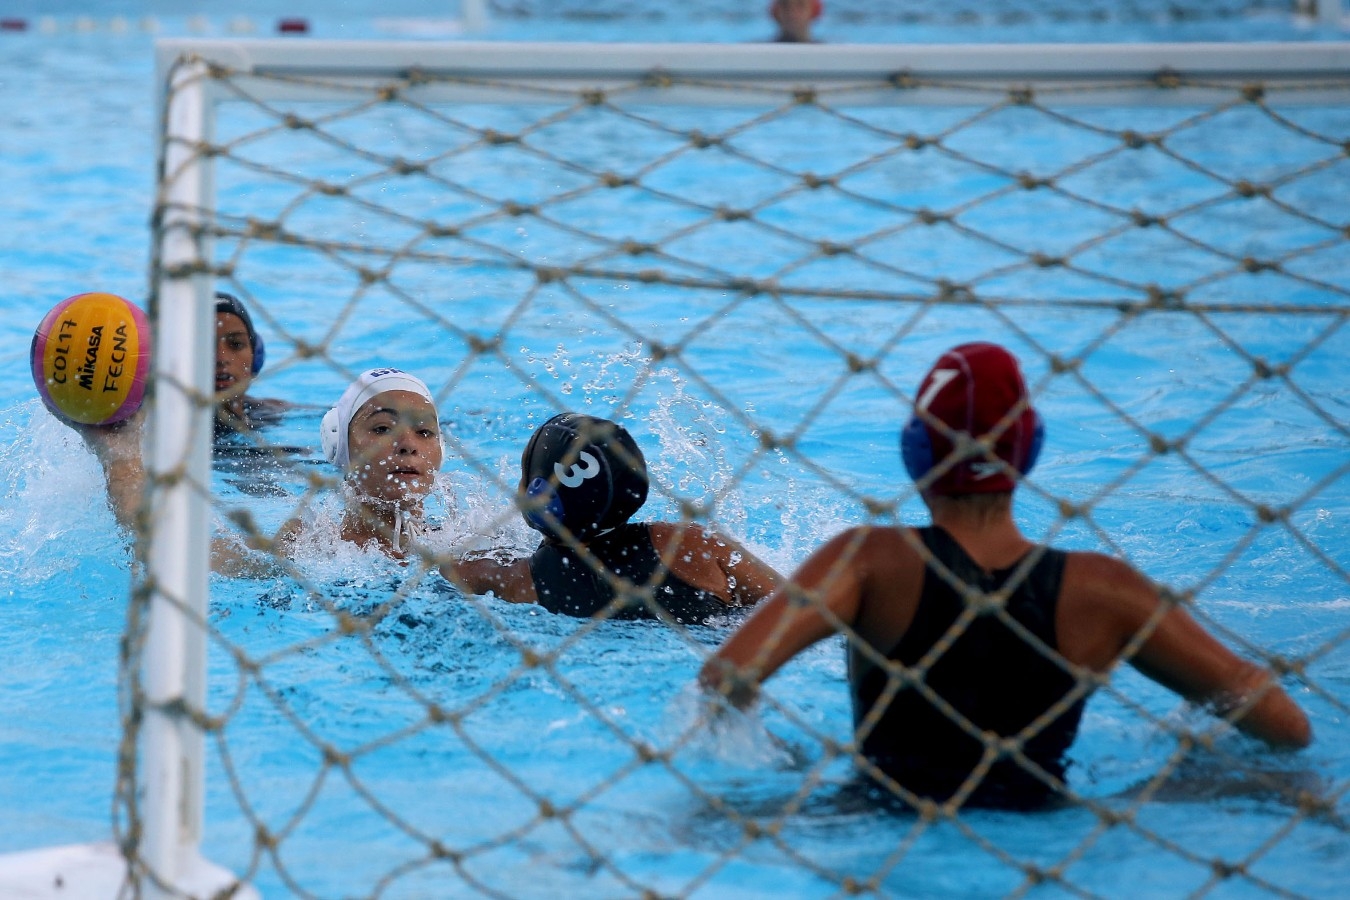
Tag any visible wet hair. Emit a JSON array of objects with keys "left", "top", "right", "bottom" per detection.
[
  {"left": 215, "top": 291, "right": 265, "bottom": 375},
  {"left": 900, "top": 342, "right": 1043, "bottom": 495},
  {"left": 519, "top": 413, "right": 649, "bottom": 541}
]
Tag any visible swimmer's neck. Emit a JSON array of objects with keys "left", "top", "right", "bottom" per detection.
[
  {"left": 341, "top": 496, "right": 426, "bottom": 559},
  {"left": 925, "top": 492, "right": 1034, "bottom": 572}
]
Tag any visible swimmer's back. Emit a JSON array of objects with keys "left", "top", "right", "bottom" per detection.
[
  {"left": 850, "top": 526, "right": 1081, "bottom": 807},
  {"left": 817, "top": 523, "right": 1310, "bottom": 750}
]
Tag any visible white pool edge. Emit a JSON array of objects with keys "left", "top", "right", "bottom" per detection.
[{"left": 0, "top": 842, "right": 259, "bottom": 900}]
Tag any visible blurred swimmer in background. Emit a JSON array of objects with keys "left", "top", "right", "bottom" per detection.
[
  {"left": 212, "top": 291, "right": 288, "bottom": 435},
  {"left": 768, "top": 0, "right": 822, "bottom": 43}
]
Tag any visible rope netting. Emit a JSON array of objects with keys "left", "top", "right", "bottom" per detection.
[{"left": 125, "top": 50, "right": 1349, "bottom": 897}]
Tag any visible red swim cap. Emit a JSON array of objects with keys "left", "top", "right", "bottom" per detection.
[{"left": 900, "top": 342, "right": 1044, "bottom": 495}]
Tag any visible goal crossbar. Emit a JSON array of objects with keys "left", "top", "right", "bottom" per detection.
[{"left": 155, "top": 39, "right": 1350, "bottom": 107}]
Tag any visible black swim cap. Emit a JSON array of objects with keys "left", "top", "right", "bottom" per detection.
[
  {"left": 520, "top": 413, "right": 649, "bottom": 541},
  {"left": 214, "top": 291, "right": 265, "bottom": 374}
]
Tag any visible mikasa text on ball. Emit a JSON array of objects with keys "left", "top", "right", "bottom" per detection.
[{"left": 30, "top": 292, "right": 151, "bottom": 426}]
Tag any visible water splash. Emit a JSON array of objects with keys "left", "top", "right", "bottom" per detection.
[
  {"left": 663, "top": 681, "right": 800, "bottom": 771},
  {"left": 0, "top": 401, "right": 128, "bottom": 585}
]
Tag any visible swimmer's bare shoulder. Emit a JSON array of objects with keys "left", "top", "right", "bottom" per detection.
[
  {"left": 1058, "top": 550, "right": 1312, "bottom": 748},
  {"left": 443, "top": 555, "right": 538, "bottom": 605},
  {"left": 234, "top": 395, "right": 295, "bottom": 431},
  {"left": 648, "top": 521, "right": 783, "bottom": 608},
  {"left": 784, "top": 525, "right": 929, "bottom": 651},
  {"left": 247, "top": 395, "right": 295, "bottom": 415}
]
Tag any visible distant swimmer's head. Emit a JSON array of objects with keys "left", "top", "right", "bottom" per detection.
[
  {"left": 901, "top": 342, "right": 1043, "bottom": 496},
  {"left": 519, "top": 412, "right": 649, "bottom": 541},
  {"left": 770, "top": 0, "right": 821, "bottom": 41},
  {"left": 321, "top": 368, "right": 444, "bottom": 503},
  {"left": 214, "top": 292, "right": 265, "bottom": 385},
  {"left": 772, "top": 0, "right": 823, "bottom": 21}
]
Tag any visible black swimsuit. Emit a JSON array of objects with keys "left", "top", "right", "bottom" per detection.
[
  {"left": 530, "top": 523, "right": 729, "bottom": 625},
  {"left": 849, "top": 526, "right": 1087, "bottom": 809}
]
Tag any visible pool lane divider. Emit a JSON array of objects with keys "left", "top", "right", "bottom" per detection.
[
  {"left": 0, "top": 16, "right": 316, "bottom": 36},
  {"left": 0, "top": 6, "right": 495, "bottom": 36}
]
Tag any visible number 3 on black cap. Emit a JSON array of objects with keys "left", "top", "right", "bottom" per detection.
[{"left": 555, "top": 451, "right": 600, "bottom": 488}]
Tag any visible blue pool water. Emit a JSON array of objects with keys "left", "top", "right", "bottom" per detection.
[{"left": 2, "top": 2, "right": 1349, "bottom": 898}]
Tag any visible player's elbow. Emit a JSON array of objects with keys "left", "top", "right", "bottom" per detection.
[
  {"left": 1266, "top": 707, "right": 1312, "bottom": 750},
  {"left": 443, "top": 560, "right": 486, "bottom": 597},
  {"left": 1226, "top": 663, "right": 1313, "bottom": 750},
  {"left": 1244, "top": 710, "right": 1312, "bottom": 751},
  {"left": 698, "top": 655, "right": 733, "bottom": 694}
]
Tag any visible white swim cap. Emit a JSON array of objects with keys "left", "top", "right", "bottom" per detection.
[{"left": 320, "top": 367, "right": 438, "bottom": 471}]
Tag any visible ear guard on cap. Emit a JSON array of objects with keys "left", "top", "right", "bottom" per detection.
[
  {"left": 900, "top": 415, "right": 935, "bottom": 483},
  {"left": 901, "top": 410, "right": 1044, "bottom": 487},
  {"left": 1027, "top": 416, "right": 1045, "bottom": 473},
  {"left": 320, "top": 406, "right": 342, "bottom": 465},
  {"left": 523, "top": 476, "right": 567, "bottom": 532}
]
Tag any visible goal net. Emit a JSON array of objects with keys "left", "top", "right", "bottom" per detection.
[{"left": 132, "top": 39, "right": 1349, "bottom": 897}]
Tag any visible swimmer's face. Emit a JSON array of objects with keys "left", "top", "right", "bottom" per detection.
[
  {"left": 215, "top": 312, "right": 255, "bottom": 400},
  {"left": 345, "top": 390, "right": 443, "bottom": 503},
  {"left": 772, "top": 0, "right": 817, "bottom": 29}
]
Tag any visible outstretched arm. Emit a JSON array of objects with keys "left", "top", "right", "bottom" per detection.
[
  {"left": 650, "top": 522, "right": 783, "bottom": 608},
  {"left": 1066, "top": 554, "right": 1312, "bottom": 749},
  {"left": 73, "top": 409, "right": 283, "bottom": 579},
  {"left": 1130, "top": 603, "right": 1312, "bottom": 749}
]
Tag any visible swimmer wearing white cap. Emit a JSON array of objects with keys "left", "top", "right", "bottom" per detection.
[
  {"left": 75, "top": 365, "right": 444, "bottom": 572},
  {"left": 316, "top": 367, "right": 444, "bottom": 557}
]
